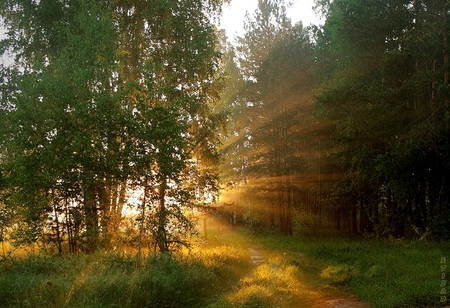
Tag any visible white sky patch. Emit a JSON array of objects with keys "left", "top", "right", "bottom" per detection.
[{"left": 219, "top": 0, "right": 323, "bottom": 41}]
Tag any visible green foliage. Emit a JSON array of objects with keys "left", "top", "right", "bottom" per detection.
[
  {"left": 0, "top": 0, "right": 227, "bottom": 252},
  {"left": 313, "top": 0, "right": 450, "bottom": 238},
  {"left": 292, "top": 211, "right": 322, "bottom": 238}
]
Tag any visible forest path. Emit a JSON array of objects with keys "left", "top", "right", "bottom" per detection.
[{"left": 198, "top": 214, "right": 371, "bottom": 308}]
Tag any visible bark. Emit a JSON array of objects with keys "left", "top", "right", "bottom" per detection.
[
  {"left": 335, "top": 207, "right": 341, "bottom": 230},
  {"left": 269, "top": 199, "right": 276, "bottom": 228},
  {"left": 444, "top": 2, "right": 450, "bottom": 130},
  {"left": 156, "top": 179, "right": 169, "bottom": 252},
  {"left": 84, "top": 184, "right": 99, "bottom": 251},
  {"left": 351, "top": 204, "right": 358, "bottom": 234},
  {"left": 137, "top": 185, "right": 147, "bottom": 257}
]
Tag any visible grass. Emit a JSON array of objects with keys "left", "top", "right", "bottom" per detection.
[
  {"left": 0, "top": 246, "right": 247, "bottom": 308},
  {"left": 254, "top": 231, "right": 450, "bottom": 308},
  {"left": 214, "top": 255, "right": 322, "bottom": 308},
  {"left": 1, "top": 219, "right": 448, "bottom": 308}
]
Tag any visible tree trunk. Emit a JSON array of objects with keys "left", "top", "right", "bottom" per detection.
[
  {"left": 107, "top": 181, "right": 126, "bottom": 244},
  {"left": 444, "top": 3, "right": 450, "bottom": 130},
  {"left": 286, "top": 187, "right": 293, "bottom": 235},
  {"left": 269, "top": 199, "right": 276, "bottom": 228},
  {"left": 65, "top": 198, "right": 76, "bottom": 253},
  {"left": 84, "top": 184, "right": 99, "bottom": 252},
  {"left": 156, "top": 179, "right": 169, "bottom": 252},
  {"left": 352, "top": 203, "right": 358, "bottom": 234},
  {"left": 359, "top": 194, "right": 365, "bottom": 233},
  {"left": 137, "top": 185, "right": 147, "bottom": 257},
  {"left": 278, "top": 190, "right": 285, "bottom": 233},
  {"left": 335, "top": 207, "right": 341, "bottom": 230}
]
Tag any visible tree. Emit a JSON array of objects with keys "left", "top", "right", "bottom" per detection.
[
  {"left": 0, "top": 0, "right": 123, "bottom": 251},
  {"left": 111, "top": 0, "right": 226, "bottom": 252},
  {"left": 0, "top": 0, "right": 226, "bottom": 252},
  {"left": 313, "top": 0, "right": 450, "bottom": 237},
  {"left": 223, "top": 0, "right": 317, "bottom": 234}
]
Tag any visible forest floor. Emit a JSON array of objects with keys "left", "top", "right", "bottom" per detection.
[{"left": 196, "top": 214, "right": 371, "bottom": 308}]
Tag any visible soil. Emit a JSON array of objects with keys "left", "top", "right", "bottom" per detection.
[{"left": 314, "top": 299, "right": 371, "bottom": 308}]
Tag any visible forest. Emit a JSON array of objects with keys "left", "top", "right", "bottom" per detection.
[
  {"left": 0, "top": 0, "right": 450, "bottom": 258},
  {"left": 1, "top": 0, "right": 450, "bottom": 307},
  {"left": 218, "top": 0, "right": 450, "bottom": 240}
]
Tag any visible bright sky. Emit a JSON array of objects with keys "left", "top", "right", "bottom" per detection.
[{"left": 220, "top": 0, "right": 322, "bottom": 40}]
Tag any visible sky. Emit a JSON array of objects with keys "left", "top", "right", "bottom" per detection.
[{"left": 219, "top": 0, "right": 322, "bottom": 40}]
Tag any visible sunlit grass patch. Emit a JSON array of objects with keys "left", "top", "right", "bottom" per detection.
[
  {"left": 193, "top": 245, "right": 242, "bottom": 268},
  {"left": 0, "top": 241, "right": 40, "bottom": 258},
  {"left": 320, "top": 265, "right": 352, "bottom": 284},
  {"left": 229, "top": 284, "right": 274, "bottom": 308},
  {"left": 227, "top": 255, "right": 318, "bottom": 308}
]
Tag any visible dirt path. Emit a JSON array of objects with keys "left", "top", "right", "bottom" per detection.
[
  {"left": 199, "top": 215, "right": 371, "bottom": 308},
  {"left": 315, "top": 299, "right": 371, "bottom": 308}
]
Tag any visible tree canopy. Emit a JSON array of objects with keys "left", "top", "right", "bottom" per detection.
[{"left": 0, "top": 0, "right": 227, "bottom": 252}]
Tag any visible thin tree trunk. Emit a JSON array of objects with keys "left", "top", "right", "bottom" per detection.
[
  {"left": 84, "top": 184, "right": 99, "bottom": 252},
  {"left": 269, "top": 199, "right": 276, "bottom": 228},
  {"left": 335, "top": 207, "right": 341, "bottom": 230},
  {"left": 65, "top": 198, "right": 75, "bottom": 253},
  {"left": 352, "top": 203, "right": 358, "bottom": 234},
  {"left": 137, "top": 185, "right": 147, "bottom": 258},
  {"left": 157, "top": 179, "right": 169, "bottom": 252},
  {"left": 444, "top": 3, "right": 450, "bottom": 130}
]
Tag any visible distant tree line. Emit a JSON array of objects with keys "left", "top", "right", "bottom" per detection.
[{"left": 220, "top": 0, "right": 450, "bottom": 240}]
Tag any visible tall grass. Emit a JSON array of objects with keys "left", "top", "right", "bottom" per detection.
[{"left": 0, "top": 245, "right": 246, "bottom": 308}]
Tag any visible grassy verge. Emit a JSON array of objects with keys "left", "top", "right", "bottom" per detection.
[
  {"left": 0, "top": 245, "right": 247, "bottom": 308},
  {"left": 254, "top": 232, "right": 450, "bottom": 308}
]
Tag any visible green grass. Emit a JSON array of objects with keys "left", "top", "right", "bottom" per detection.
[
  {"left": 0, "top": 247, "right": 246, "bottom": 308},
  {"left": 254, "top": 233, "right": 450, "bottom": 308},
  {"left": 2, "top": 219, "right": 449, "bottom": 308}
]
